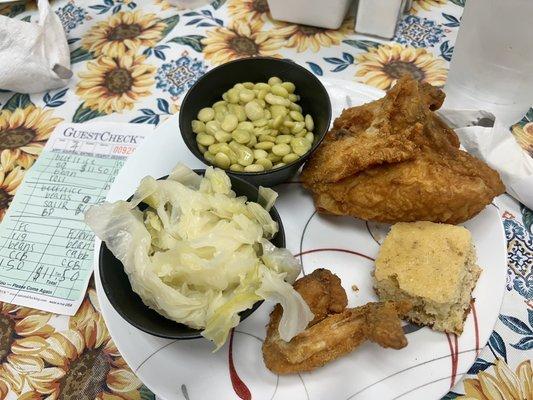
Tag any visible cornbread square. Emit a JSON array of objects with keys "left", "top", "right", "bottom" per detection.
[{"left": 374, "top": 221, "right": 481, "bottom": 335}]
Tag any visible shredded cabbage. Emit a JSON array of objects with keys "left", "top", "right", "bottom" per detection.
[{"left": 86, "top": 163, "right": 313, "bottom": 350}]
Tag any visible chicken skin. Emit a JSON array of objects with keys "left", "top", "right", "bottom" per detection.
[
  {"left": 262, "top": 269, "right": 410, "bottom": 374},
  {"left": 301, "top": 76, "right": 505, "bottom": 224}
]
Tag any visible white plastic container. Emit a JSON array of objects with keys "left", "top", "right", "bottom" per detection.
[
  {"left": 444, "top": 0, "right": 533, "bottom": 129},
  {"left": 355, "top": 0, "right": 410, "bottom": 39},
  {"left": 267, "top": 0, "right": 353, "bottom": 30}
]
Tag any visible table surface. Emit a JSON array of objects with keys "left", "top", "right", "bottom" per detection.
[{"left": 0, "top": 1, "right": 531, "bottom": 399}]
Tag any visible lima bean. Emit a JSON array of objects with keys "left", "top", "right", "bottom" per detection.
[
  {"left": 198, "top": 107, "right": 215, "bottom": 122},
  {"left": 256, "top": 158, "right": 273, "bottom": 170},
  {"left": 230, "top": 164, "right": 244, "bottom": 172},
  {"left": 272, "top": 143, "right": 291, "bottom": 156},
  {"left": 244, "top": 164, "right": 265, "bottom": 172},
  {"left": 244, "top": 101, "right": 264, "bottom": 121},
  {"left": 282, "top": 153, "right": 299, "bottom": 163},
  {"left": 197, "top": 133, "right": 215, "bottom": 146},
  {"left": 191, "top": 120, "right": 205, "bottom": 134},
  {"left": 214, "top": 152, "right": 231, "bottom": 169}
]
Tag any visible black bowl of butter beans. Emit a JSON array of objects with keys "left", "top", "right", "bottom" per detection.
[{"left": 179, "top": 57, "right": 332, "bottom": 187}]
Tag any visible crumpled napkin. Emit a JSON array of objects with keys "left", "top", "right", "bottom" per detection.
[
  {"left": 0, "top": 0, "right": 71, "bottom": 93},
  {"left": 439, "top": 109, "right": 533, "bottom": 210}
]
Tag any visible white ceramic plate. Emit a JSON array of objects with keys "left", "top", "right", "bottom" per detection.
[{"left": 93, "top": 80, "right": 507, "bottom": 400}]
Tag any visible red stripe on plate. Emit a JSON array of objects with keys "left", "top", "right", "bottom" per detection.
[
  {"left": 228, "top": 329, "right": 252, "bottom": 400},
  {"left": 295, "top": 248, "right": 375, "bottom": 261}
]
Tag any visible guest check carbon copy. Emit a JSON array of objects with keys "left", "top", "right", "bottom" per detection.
[{"left": 0, "top": 121, "right": 148, "bottom": 314}]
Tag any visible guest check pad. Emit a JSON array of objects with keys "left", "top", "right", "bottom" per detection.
[{"left": 0, "top": 122, "right": 146, "bottom": 314}]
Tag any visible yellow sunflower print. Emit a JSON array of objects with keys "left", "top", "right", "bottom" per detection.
[
  {"left": 82, "top": 10, "right": 166, "bottom": 58},
  {"left": 227, "top": 0, "right": 271, "bottom": 23},
  {"left": 18, "top": 291, "right": 142, "bottom": 400},
  {"left": 202, "top": 19, "right": 284, "bottom": 65},
  {"left": 0, "top": 106, "right": 63, "bottom": 169},
  {"left": 0, "top": 164, "right": 24, "bottom": 222},
  {"left": 458, "top": 358, "right": 533, "bottom": 399},
  {"left": 355, "top": 43, "right": 448, "bottom": 90},
  {"left": 512, "top": 122, "right": 533, "bottom": 156},
  {"left": 0, "top": 303, "right": 54, "bottom": 394},
  {"left": 154, "top": 0, "right": 182, "bottom": 10},
  {"left": 410, "top": 0, "right": 447, "bottom": 13},
  {"left": 76, "top": 54, "right": 156, "bottom": 114},
  {"left": 267, "top": 17, "right": 354, "bottom": 53}
]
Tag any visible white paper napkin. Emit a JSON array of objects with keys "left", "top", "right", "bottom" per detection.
[
  {"left": 0, "top": 0, "right": 71, "bottom": 93},
  {"left": 439, "top": 109, "right": 533, "bottom": 210}
]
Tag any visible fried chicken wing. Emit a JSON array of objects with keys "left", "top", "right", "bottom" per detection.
[
  {"left": 293, "top": 268, "right": 348, "bottom": 326},
  {"left": 301, "top": 76, "right": 505, "bottom": 224},
  {"left": 262, "top": 269, "right": 410, "bottom": 374}
]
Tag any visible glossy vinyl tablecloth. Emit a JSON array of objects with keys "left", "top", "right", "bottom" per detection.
[{"left": 0, "top": 1, "right": 531, "bottom": 399}]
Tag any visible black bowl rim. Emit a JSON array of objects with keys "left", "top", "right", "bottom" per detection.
[
  {"left": 99, "top": 169, "right": 286, "bottom": 339},
  {"left": 179, "top": 56, "right": 332, "bottom": 177}
]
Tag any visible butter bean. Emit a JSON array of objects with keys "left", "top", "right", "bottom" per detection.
[
  {"left": 256, "top": 158, "right": 273, "bottom": 170},
  {"left": 275, "top": 134, "right": 292, "bottom": 144},
  {"left": 291, "top": 137, "right": 310, "bottom": 156},
  {"left": 227, "top": 88, "right": 240, "bottom": 104},
  {"left": 198, "top": 107, "right": 215, "bottom": 122},
  {"left": 265, "top": 93, "right": 290, "bottom": 106},
  {"left": 232, "top": 129, "right": 251, "bottom": 144},
  {"left": 243, "top": 82, "right": 254, "bottom": 89},
  {"left": 292, "top": 121, "right": 305, "bottom": 134},
  {"left": 305, "top": 114, "right": 314, "bottom": 131},
  {"left": 282, "top": 153, "right": 299, "bottom": 164},
  {"left": 197, "top": 133, "right": 215, "bottom": 146},
  {"left": 214, "top": 131, "right": 232, "bottom": 143},
  {"left": 237, "top": 146, "right": 254, "bottom": 166},
  {"left": 268, "top": 76, "right": 282, "bottom": 85},
  {"left": 253, "top": 149, "right": 268, "bottom": 159},
  {"left": 273, "top": 162, "right": 286, "bottom": 169},
  {"left": 258, "top": 134, "right": 276, "bottom": 142},
  {"left": 254, "top": 82, "right": 270, "bottom": 91},
  {"left": 254, "top": 141, "right": 274, "bottom": 150},
  {"left": 289, "top": 102, "right": 302, "bottom": 112},
  {"left": 239, "top": 88, "right": 256, "bottom": 103},
  {"left": 271, "top": 84, "right": 289, "bottom": 98},
  {"left": 214, "top": 152, "right": 231, "bottom": 169},
  {"left": 244, "top": 164, "right": 265, "bottom": 172},
  {"left": 237, "top": 121, "right": 254, "bottom": 131},
  {"left": 204, "top": 151, "right": 215, "bottom": 163},
  {"left": 253, "top": 118, "right": 269, "bottom": 127},
  {"left": 267, "top": 153, "right": 281, "bottom": 162},
  {"left": 221, "top": 114, "right": 238, "bottom": 132},
  {"left": 191, "top": 120, "right": 205, "bottom": 134},
  {"left": 289, "top": 111, "right": 304, "bottom": 122},
  {"left": 272, "top": 143, "right": 291, "bottom": 156},
  {"left": 205, "top": 121, "right": 220, "bottom": 135},
  {"left": 230, "top": 164, "right": 244, "bottom": 172},
  {"left": 281, "top": 82, "right": 295, "bottom": 93},
  {"left": 305, "top": 132, "right": 314, "bottom": 144},
  {"left": 270, "top": 105, "right": 288, "bottom": 118},
  {"left": 244, "top": 101, "right": 264, "bottom": 121},
  {"left": 198, "top": 144, "right": 207, "bottom": 153}
]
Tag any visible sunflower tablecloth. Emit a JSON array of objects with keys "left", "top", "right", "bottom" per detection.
[{"left": 0, "top": 0, "right": 531, "bottom": 399}]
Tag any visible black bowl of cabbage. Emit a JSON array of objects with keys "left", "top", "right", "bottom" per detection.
[{"left": 99, "top": 169, "right": 285, "bottom": 340}]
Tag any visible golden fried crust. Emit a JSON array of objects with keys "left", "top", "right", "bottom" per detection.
[
  {"left": 293, "top": 268, "right": 348, "bottom": 326},
  {"left": 301, "top": 76, "right": 505, "bottom": 224},
  {"left": 262, "top": 269, "right": 410, "bottom": 374},
  {"left": 301, "top": 78, "right": 426, "bottom": 185},
  {"left": 263, "top": 301, "right": 410, "bottom": 374}
]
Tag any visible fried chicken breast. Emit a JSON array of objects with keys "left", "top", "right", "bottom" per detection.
[
  {"left": 301, "top": 76, "right": 505, "bottom": 224},
  {"left": 262, "top": 269, "right": 409, "bottom": 374}
]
